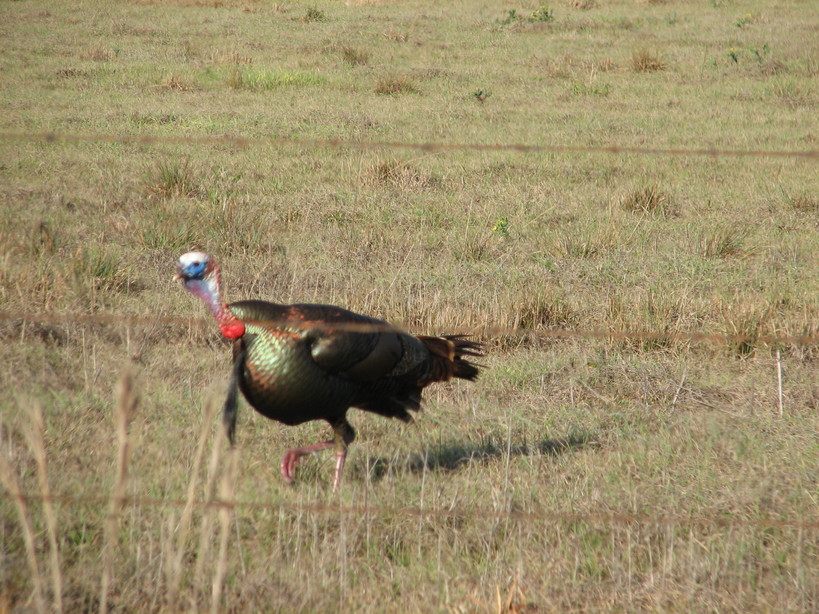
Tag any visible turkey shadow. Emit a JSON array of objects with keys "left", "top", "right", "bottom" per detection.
[{"left": 352, "top": 431, "right": 597, "bottom": 483}]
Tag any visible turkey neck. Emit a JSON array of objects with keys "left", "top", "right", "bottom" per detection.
[{"left": 185, "top": 265, "right": 245, "bottom": 338}]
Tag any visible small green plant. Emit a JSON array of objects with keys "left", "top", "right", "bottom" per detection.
[
  {"left": 530, "top": 5, "right": 555, "bottom": 23},
  {"left": 726, "top": 48, "right": 739, "bottom": 63},
  {"left": 471, "top": 89, "right": 491, "bottom": 102},
  {"left": 303, "top": 7, "right": 326, "bottom": 23},
  {"left": 492, "top": 216, "right": 510, "bottom": 238},
  {"left": 499, "top": 9, "right": 520, "bottom": 26},
  {"left": 748, "top": 43, "right": 770, "bottom": 62},
  {"left": 571, "top": 81, "right": 610, "bottom": 96},
  {"left": 500, "top": 6, "right": 555, "bottom": 25},
  {"left": 734, "top": 14, "right": 753, "bottom": 28}
]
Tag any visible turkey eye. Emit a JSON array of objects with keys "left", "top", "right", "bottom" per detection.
[{"left": 193, "top": 261, "right": 200, "bottom": 267}]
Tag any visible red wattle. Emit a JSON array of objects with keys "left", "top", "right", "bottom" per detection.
[{"left": 220, "top": 322, "right": 246, "bottom": 339}]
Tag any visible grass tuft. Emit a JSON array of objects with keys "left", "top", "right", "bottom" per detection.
[
  {"left": 513, "top": 292, "right": 576, "bottom": 333},
  {"left": 530, "top": 5, "right": 556, "bottom": 23},
  {"left": 73, "top": 245, "right": 130, "bottom": 293},
  {"left": 374, "top": 75, "right": 420, "bottom": 95},
  {"left": 699, "top": 225, "right": 750, "bottom": 259},
  {"left": 160, "top": 72, "right": 196, "bottom": 91},
  {"left": 209, "top": 49, "right": 253, "bottom": 65},
  {"left": 339, "top": 46, "right": 370, "bottom": 66},
  {"left": 766, "top": 78, "right": 809, "bottom": 108},
  {"left": 631, "top": 48, "right": 667, "bottom": 72},
  {"left": 571, "top": 81, "right": 610, "bottom": 96},
  {"left": 147, "top": 160, "right": 200, "bottom": 199},
  {"left": 302, "top": 7, "right": 327, "bottom": 23},
  {"left": 366, "top": 159, "right": 438, "bottom": 191},
  {"left": 621, "top": 185, "right": 677, "bottom": 216},
  {"left": 787, "top": 192, "right": 818, "bottom": 213},
  {"left": 552, "top": 220, "right": 620, "bottom": 258},
  {"left": 471, "top": 88, "right": 491, "bottom": 102},
  {"left": 80, "top": 45, "right": 115, "bottom": 62},
  {"left": 720, "top": 302, "right": 776, "bottom": 357}
]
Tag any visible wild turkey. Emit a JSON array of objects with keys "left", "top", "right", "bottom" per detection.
[{"left": 175, "top": 251, "right": 482, "bottom": 491}]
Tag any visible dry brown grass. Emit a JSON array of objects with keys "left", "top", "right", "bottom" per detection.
[
  {"left": 699, "top": 225, "right": 751, "bottom": 259},
  {"left": 165, "top": 399, "right": 218, "bottom": 610},
  {"left": 208, "top": 49, "right": 253, "bottom": 65},
  {"left": 1, "top": 0, "right": 817, "bottom": 611},
  {"left": 567, "top": 0, "right": 597, "bottom": 9},
  {"left": 365, "top": 158, "right": 438, "bottom": 191},
  {"left": 79, "top": 45, "right": 114, "bottom": 62},
  {"left": 339, "top": 45, "right": 370, "bottom": 66},
  {"left": 22, "top": 403, "right": 63, "bottom": 614},
  {"left": 621, "top": 185, "right": 677, "bottom": 216},
  {"left": 788, "top": 193, "right": 818, "bottom": 213},
  {"left": 374, "top": 75, "right": 420, "bottom": 95},
  {"left": 160, "top": 72, "right": 196, "bottom": 91},
  {"left": 98, "top": 374, "right": 138, "bottom": 614},
  {"left": 0, "top": 434, "right": 46, "bottom": 614},
  {"left": 631, "top": 48, "right": 667, "bottom": 72}
]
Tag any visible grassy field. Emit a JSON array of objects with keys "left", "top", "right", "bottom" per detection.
[{"left": 1, "top": 0, "right": 817, "bottom": 611}]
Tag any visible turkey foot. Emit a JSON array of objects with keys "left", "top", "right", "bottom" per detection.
[{"left": 280, "top": 440, "right": 335, "bottom": 485}]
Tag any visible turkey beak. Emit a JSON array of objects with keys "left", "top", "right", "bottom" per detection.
[{"left": 173, "top": 265, "right": 184, "bottom": 281}]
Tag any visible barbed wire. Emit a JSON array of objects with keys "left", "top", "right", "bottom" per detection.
[
  {"left": 1, "top": 309, "right": 816, "bottom": 346},
  {"left": 1, "top": 131, "right": 817, "bottom": 160},
  {"left": 7, "top": 492, "right": 818, "bottom": 531}
]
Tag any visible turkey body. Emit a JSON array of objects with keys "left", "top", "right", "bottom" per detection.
[{"left": 230, "top": 300, "right": 442, "bottom": 427}]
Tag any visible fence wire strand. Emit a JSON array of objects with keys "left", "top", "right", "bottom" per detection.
[
  {"left": 1, "top": 309, "right": 816, "bottom": 346},
  {"left": 2, "top": 130, "right": 818, "bottom": 160},
  {"left": 8, "top": 492, "right": 818, "bottom": 532}
]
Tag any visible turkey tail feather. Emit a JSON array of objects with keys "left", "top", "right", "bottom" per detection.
[{"left": 418, "top": 335, "right": 483, "bottom": 383}]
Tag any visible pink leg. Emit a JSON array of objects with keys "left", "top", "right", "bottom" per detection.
[
  {"left": 280, "top": 440, "right": 334, "bottom": 484},
  {"left": 331, "top": 449, "right": 348, "bottom": 493}
]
